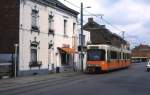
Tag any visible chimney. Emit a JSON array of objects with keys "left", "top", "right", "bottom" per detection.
[
  {"left": 88, "top": 18, "right": 93, "bottom": 23},
  {"left": 101, "top": 25, "right": 105, "bottom": 28}
]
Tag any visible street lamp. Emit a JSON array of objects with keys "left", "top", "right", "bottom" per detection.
[
  {"left": 80, "top": 2, "right": 91, "bottom": 72},
  {"left": 14, "top": 44, "right": 18, "bottom": 79}
]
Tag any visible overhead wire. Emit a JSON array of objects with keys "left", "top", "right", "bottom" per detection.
[
  {"left": 63, "top": 0, "right": 125, "bottom": 33},
  {"left": 63, "top": 0, "right": 143, "bottom": 46}
]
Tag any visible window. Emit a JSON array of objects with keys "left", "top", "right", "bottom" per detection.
[
  {"left": 64, "top": 19, "right": 67, "bottom": 36},
  {"left": 31, "top": 8, "right": 39, "bottom": 31},
  {"left": 48, "top": 15, "right": 54, "bottom": 34},
  {"left": 29, "top": 42, "right": 42, "bottom": 68},
  {"left": 0, "top": 54, "right": 12, "bottom": 63},
  {"left": 107, "top": 51, "right": 110, "bottom": 60},
  {"left": 124, "top": 53, "right": 130, "bottom": 59},
  {"left": 87, "top": 49, "right": 105, "bottom": 61},
  {"left": 31, "top": 49, "right": 37, "bottom": 62},
  {"left": 127, "top": 53, "right": 131, "bottom": 59},
  {"left": 110, "top": 51, "right": 117, "bottom": 59},
  {"left": 117, "top": 52, "right": 121, "bottom": 59},
  {"left": 123, "top": 53, "right": 125, "bottom": 59},
  {"left": 73, "top": 23, "right": 76, "bottom": 34},
  {"left": 61, "top": 53, "right": 70, "bottom": 65},
  {"left": 30, "top": 44, "right": 38, "bottom": 62}
]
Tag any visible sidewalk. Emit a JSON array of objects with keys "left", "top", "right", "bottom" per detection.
[{"left": 0, "top": 72, "right": 83, "bottom": 90}]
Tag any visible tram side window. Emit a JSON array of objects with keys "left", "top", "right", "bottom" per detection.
[
  {"left": 129, "top": 54, "right": 131, "bottom": 59},
  {"left": 110, "top": 51, "right": 117, "bottom": 59},
  {"left": 125, "top": 53, "right": 127, "bottom": 59},
  {"left": 127, "top": 53, "right": 131, "bottom": 59},
  {"left": 123, "top": 53, "right": 129, "bottom": 59},
  {"left": 117, "top": 52, "right": 121, "bottom": 59},
  {"left": 120, "top": 52, "right": 122, "bottom": 59},
  {"left": 123, "top": 53, "right": 125, "bottom": 59},
  {"left": 126, "top": 53, "right": 128, "bottom": 59},
  {"left": 107, "top": 51, "right": 110, "bottom": 60},
  {"left": 122, "top": 53, "right": 125, "bottom": 59}
]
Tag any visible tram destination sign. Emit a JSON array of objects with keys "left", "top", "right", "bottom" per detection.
[{"left": 89, "top": 46, "right": 99, "bottom": 49}]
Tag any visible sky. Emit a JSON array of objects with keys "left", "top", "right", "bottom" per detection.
[{"left": 59, "top": 0, "right": 150, "bottom": 48}]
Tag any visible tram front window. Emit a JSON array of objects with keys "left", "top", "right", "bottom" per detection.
[{"left": 87, "top": 49, "right": 105, "bottom": 61}]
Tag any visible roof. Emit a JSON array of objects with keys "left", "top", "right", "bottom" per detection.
[
  {"left": 31, "top": 0, "right": 79, "bottom": 17},
  {"left": 133, "top": 44, "right": 150, "bottom": 50},
  {"left": 112, "top": 33, "right": 127, "bottom": 44},
  {"left": 83, "top": 18, "right": 107, "bottom": 30},
  {"left": 83, "top": 18, "right": 127, "bottom": 44}
]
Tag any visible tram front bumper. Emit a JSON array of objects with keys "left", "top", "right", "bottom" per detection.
[{"left": 87, "top": 64, "right": 100, "bottom": 67}]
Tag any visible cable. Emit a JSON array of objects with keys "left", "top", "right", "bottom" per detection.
[
  {"left": 63, "top": 0, "right": 146, "bottom": 47},
  {"left": 63, "top": 0, "right": 125, "bottom": 32},
  {"left": 101, "top": 17, "right": 124, "bottom": 32},
  {"left": 64, "top": 0, "right": 80, "bottom": 9}
]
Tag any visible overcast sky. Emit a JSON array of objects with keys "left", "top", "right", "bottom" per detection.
[{"left": 59, "top": 0, "right": 150, "bottom": 48}]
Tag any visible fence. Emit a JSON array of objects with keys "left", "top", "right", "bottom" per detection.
[{"left": 0, "top": 54, "right": 14, "bottom": 78}]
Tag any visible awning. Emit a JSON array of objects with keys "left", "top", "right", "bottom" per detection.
[{"left": 58, "top": 47, "right": 75, "bottom": 54}]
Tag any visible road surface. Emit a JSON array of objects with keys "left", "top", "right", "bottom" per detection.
[{"left": 0, "top": 63, "right": 150, "bottom": 95}]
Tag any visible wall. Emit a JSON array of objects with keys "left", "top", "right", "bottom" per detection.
[
  {"left": 0, "top": 0, "right": 20, "bottom": 53},
  {"left": 53, "top": 6, "right": 78, "bottom": 71},
  {"left": 19, "top": 0, "right": 52, "bottom": 75},
  {"left": 19, "top": 0, "right": 78, "bottom": 75}
]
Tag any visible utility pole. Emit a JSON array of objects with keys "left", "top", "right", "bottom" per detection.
[
  {"left": 80, "top": 2, "right": 83, "bottom": 72},
  {"left": 122, "top": 31, "right": 125, "bottom": 40}
]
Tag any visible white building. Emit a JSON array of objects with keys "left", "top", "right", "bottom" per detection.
[{"left": 18, "top": 0, "right": 79, "bottom": 76}]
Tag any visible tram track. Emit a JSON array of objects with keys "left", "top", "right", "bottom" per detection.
[
  {"left": 0, "top": 74, "right": 92, "bottom": 95},
  {"left": 0, "top": 73, "right": 81, "bottom": 89}
]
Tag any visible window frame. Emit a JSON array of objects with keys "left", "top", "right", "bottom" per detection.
[
  {"left": 110, "top": 51, "right": 117, "bottom": 59},
  {"left": 30, "top": 43, "right": 38, "bottom": 63},
  {"left": 64, "top": 19, "right": 67, "bottom": 36},
  {"left": 31, "top": 9, "right": 39, "bottom": 32}
]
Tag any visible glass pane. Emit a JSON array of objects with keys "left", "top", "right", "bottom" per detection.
[
  {"left": 31, "top": 49, "right": 37, "bottom": 62},
  {"left": 87, "top": 49, "right": 105, "bottom": 61},
  {"left": 49, "top": 18, "right": 52, "bottom": 29},
  {"left": 32, "top": 16, "right": 37, "bottom": 26},
  {"left": 64, "top": 20, "right": 67, "bottom": 35},
  {"left": 0, "top": 54, "right": 12, "bottom": 63}
]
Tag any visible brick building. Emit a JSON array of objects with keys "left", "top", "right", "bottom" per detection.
[
  {"left": 132, "top": 44, "right": 150, "bottom": 62},
  {"left": 83, "top": 18, "right": 129, "bottom": 49},
  {"left": 0, "top": 0, "right": 19, "bottom": 53}
]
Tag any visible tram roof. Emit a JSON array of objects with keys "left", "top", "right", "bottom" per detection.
[
  {"left": 87, "top": 44, "right": 131, "bottom": 53},
  {"left": 131, "top": 57, "right": 149, "bottom": 59}
]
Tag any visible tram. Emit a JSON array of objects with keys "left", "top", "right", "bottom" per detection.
[{"left": 86, "top": 44, "right": 131, "bottom": 73}]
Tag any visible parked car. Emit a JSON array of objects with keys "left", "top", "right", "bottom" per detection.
[{"left": 146, "top": 60, "right": 150, "bottom": 72}]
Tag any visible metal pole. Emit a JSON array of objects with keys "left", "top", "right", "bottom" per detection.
[
  {"left": 80, "top": 2, "right": 83, "bottom": 72},
  {"left": 122, "top": 31, "right": 125, "bottom": 40},
  {"left": 14, "top": 44, "right": 18, "bottom": 79}
]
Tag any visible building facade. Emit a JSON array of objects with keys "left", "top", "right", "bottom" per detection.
[
  {"left": 83, "top": 18, "right": 129, "bottom": 49},
  {"left": 0, "top": 0, "right": 79, "bottom": 77},
  {"left": 132, "top": 44, "right": 150, "bottom": 63}
]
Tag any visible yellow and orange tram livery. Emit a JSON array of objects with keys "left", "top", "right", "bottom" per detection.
[{"left": 86, "top": 44, "right": 131, "bottom": 73}]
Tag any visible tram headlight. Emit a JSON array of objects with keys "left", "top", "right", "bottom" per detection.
[
  {"left": 95, "top": 64, "right": 99, "bottom": 67},
  {"left": 87, "top": 64, "right": 92, "bottom": 66}
]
